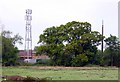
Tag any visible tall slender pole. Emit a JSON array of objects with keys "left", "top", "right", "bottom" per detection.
[
  {"left": 101, "top": 20, "right": 104, "bottom": 53},
  {"left": 100, "top": 20, "right": 104, "bottom": 66},
  {"left": 119, "top": 1, "right": 120, "bottom": 41}
]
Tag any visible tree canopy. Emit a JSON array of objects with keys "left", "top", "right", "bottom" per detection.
[
  {"left": 37, "top": 21, "right": 104, "bottom": 66},
  {"left": 2, "top": 30, "right": 23, "bottom": 66},
  {"left": 104, "top": 35, "right": 120, "bottom": 66}
]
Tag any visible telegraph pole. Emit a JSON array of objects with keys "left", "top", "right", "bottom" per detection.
[
  {"left": 101, "top": 20, "right": 104, "bottom": 66},
  {"left": 25, "top": 9, "right": 32, "bottom": 59},
  {"left": 101, "top": 20, "right": 104, "bottom": 53},
  {"left": 118, "top": 1, "right": 120, "bottom": 41}
]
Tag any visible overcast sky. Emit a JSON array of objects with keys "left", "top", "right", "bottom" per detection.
[{"left": 0, "top": 0, "right": 119, "bottom": 50}]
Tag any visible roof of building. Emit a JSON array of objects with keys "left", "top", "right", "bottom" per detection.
[{"left": 18, "top": 50, "right": 49, "bottom": 59}]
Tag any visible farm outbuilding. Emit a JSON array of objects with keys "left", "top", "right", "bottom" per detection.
[{"left": 18, "top": 50, "right": 49, "bottom": 61}]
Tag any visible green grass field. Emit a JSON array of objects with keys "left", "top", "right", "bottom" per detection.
[{"left": 1, "top": 66, "right": 119, "bottom": 80}]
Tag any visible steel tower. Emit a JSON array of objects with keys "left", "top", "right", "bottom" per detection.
[{"left": 25, "top": 9, "right": 32, "bottom": 59}]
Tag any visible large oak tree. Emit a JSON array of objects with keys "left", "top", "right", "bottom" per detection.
[{"left": 37, "top": 21, "right": 104, "bottom": 66}]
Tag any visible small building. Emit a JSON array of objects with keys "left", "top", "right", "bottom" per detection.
[{"left": 18, "top": 50, "right": 49, "bottom": 61}]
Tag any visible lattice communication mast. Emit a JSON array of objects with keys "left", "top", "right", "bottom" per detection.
[{"left": 25, "top": 9, "right": 32, "bottom": 59}]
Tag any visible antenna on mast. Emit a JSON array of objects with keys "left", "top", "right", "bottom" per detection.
[{"left": 25, "top": 9, "right": 32, "bottom": 59}]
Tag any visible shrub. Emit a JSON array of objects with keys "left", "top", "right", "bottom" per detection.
[{"left": 36, "top": 59, "right": 51, "bottom": 66}]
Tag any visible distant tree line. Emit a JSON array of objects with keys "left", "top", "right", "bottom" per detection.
[
  {"left": 36, "top": 21, "right": 120, "bottom": 67},
  {"left": 1, "top": 21, "right": 120, "bottom": 67}
]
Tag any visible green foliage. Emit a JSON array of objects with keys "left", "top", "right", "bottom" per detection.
[
  {"left": 2, "top": 30, "right": 23, "bottom": 66},
  {"left": 37, "top": 21, "right": 103, "bottom": 66},
  {"left": 95, "top": 50, "right": 103, "bottom": 65},
  {"left": 104, "top": 35, "right": 120, "bottom": 66},
  {"left": 71, "top": 54, "right": 88, "bottom": 66},
  {"left": 36, "top": 59, "right": 51, "bottom": 66}
]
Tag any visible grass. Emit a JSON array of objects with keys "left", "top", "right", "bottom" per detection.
[{"left": 1, "top": 66, "right": 119, "bottom": 80}]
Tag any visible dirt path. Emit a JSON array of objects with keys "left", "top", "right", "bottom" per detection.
[{"left": 19, "top": 66, "right": 118, "bottom": 70}]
